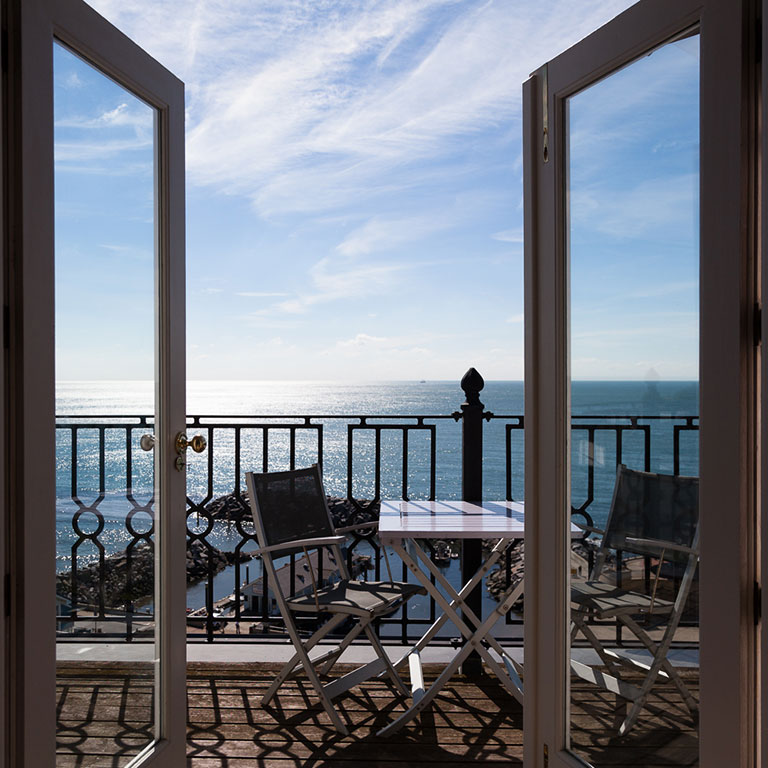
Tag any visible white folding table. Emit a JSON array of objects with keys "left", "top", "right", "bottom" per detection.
[{"left": 376, "top": 499, "right": 528, "bottom": 737}]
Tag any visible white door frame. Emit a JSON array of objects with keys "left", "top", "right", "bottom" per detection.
[
  {"left": 0, "top": 4, "right": 7, "bottom": 765},
  {"left": 523, "top": 1, "right": 758, "bottom": 766},
  {"left": 761, "top": 3, "right": 768, "bottom": 764},
  {"left": 6, "top": 0, "right": 187, "bottom": 765}
]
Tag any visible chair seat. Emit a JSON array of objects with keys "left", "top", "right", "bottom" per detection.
[
  {"left": 286, "top": 580, "right": 426, "bottom": 616},
  {"left": 571, "top": 579, "right": 675, "bottom": 618}
]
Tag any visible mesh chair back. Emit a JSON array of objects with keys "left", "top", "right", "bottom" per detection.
[
  {"left": 248, "top": 465, "right": 334, "bottom": 551},
  {"left": 602, "top": 465, "right": 698, "bottom": 563}
]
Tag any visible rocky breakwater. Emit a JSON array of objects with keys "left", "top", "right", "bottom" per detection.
[
  {"left": 484, "top": 538, "right": 603, "bottom": 609},
  {"left": 57, "top": 539, "right": 253, "bottom": 609},
  {"left": 204, "top": 492, "right": 379, "bottom": 530},
  {"left": 484, "top": 539, "right": 524, "bottom": 608}
]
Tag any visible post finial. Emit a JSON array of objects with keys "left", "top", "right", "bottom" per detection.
[{"left": 460, "top": 368, "right": 484, "bottom": 406}]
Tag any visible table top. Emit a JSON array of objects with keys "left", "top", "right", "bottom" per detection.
[{"left": 378, "top": 500, "right": 526, "bottom": 540}]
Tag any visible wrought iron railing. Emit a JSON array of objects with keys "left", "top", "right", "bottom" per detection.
[{"left": 55, "top": 373, "right": 698, "bottom": 644}]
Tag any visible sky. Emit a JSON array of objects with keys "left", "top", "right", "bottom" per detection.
[
  {"left": 568, "top": 33, "right": 699, "bottom": 381},
  {"left": 51, "top": 0, "right": 701, "bottom": 384}
]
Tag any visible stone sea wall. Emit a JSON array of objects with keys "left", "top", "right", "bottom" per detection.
[
  {"left": 56, "top": 538, "right": 253, "bottom": 608},
  {"left": 57, "top": 494, "right": 378, "bottom": 609},
  {"left": 205, "top": 492, "right": 379, "bottom": 529},
  {"left": 485, "top": 538, "right": 604, "bottom": 607}
]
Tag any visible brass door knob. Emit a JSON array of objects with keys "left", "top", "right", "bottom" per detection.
[{"left": 175, "top": 432, "right": 207, "bottom": 454}]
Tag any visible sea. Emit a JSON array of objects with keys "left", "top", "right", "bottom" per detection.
[{"left": 55, "top": 379, "right": 699, "bottom": 613}]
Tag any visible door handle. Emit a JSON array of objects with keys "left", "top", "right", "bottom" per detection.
[
  {"left": 175, "top": 432, "right": 207, "bottom": 454},
  {"left": 140, "top": 434, "right": 156, "bottom": 451},
  {"left": 174, "top": 432, "right": 207, "bottom": 471}
]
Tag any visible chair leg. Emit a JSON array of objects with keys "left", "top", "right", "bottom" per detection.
[
  {"left": 571, "top": 611, "right": 697, "bottom": 735},
  {"left": 298, "top": 649, "right": 350, "bottom": 735},
  {"left": 362, "top": 621, "right": 409, "bottom": 697},
  {"left": 265, "top": 611, "right": 350, "bottom": 736},
  {"left": 571, "top": 613, "right": 624, "bottom": 679},
  {"left": 621, "top": 615, "right": 698, "bottom": 716},
  {"left": 617, "top": 647, "right": 672, "bottom": 736},
  {"left": 318, "top": 617, "right": 368, "bottom": 676},
  {"left": 589, "top": 614, "right": 697, "bottom": 735},
  {"left": 261, "top": 613, "right": 346, "bottom": 707}
]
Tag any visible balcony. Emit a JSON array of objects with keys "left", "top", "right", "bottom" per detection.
[
  {"left": 56, "top": 658, "right": 698, "bottom": 766},
  {"left": 54, "top": 373, "right": 700, "bottom": 766}
]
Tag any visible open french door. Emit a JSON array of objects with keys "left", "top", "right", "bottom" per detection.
[
  {"left": 524, "top": 1, "right": 759, "bottom": 767},
  {"left": 5, "top": 0, "right": 186, "bottom": 766}
]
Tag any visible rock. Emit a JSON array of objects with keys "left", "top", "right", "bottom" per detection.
[
  {"left": 56, "top": 539, "right": 254, "bottom": 609},
  {"left": 326, "top": 496, "right": 380, "bottom": 529},
  {"left": 203, "top": 492, "right": 379, "bottom": 530},
  {"left": 57, "top": 491, "right": 378, "bottom": 611},
  {"left": 204, "top": 493, "right": 250, "bottom": 523},
  {"left": 485, "top": 541, "right": 525, "bottom": 607},
  {"left": 484, "top": 538, "right": 609, "bottom": 608}
]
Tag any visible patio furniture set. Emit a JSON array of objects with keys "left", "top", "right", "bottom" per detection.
[{"left": 245, "top": 463, "right": 700, "bottom": 737}]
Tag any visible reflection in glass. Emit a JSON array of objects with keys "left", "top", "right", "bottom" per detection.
[
  {"left": 566, "top": 32, "right": 700, "bottom": 766},
  {"left": 54, "top": 42, "right": 157, "bottom": 766}
]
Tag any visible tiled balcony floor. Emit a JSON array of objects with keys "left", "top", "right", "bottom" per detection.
[{"left": 56, "top": 660, "right": 698, "bottom": 767}]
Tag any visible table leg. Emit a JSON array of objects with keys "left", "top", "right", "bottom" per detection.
[
  {"left": 390, "top": 537, "right": 510, "bottom": 670},
  {"left": 405, "top": 539, "right": 526, "bottom": 703},
  {"left": 377, "top": 577, "right": 525, "bottom": 737},
  {"left": 377, "top": 534, "right": 531, "bottom": 737}
]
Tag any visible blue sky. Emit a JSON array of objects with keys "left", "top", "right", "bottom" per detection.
[
  {"left": 55, "top": 0, "right": 698, "bottom": 383},
  {"left": 568, "top": 33, "right": 699, "bottom": 381}
]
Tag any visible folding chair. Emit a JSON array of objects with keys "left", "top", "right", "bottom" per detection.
[
  {"left": 570, "top": 464, "right": 699, "bottom": 735},
  {"left": 245, "top": 465, "right": 425, "bottom": 735}
]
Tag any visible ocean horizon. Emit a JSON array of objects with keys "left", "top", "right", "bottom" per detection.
[{"left": 56, "top": 377, "right": 698, "bottom": 415}]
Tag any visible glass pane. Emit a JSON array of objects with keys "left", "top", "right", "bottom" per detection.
[
  {"left": 54, "top": 42, "right": 158, "bottom": 766},
  {"left": 566, "top": 32, "right": 700, "bottom": 765}
]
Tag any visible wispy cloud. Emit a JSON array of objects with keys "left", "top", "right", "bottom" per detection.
[
  {"left": 99, "top": 243, "right": 152, "bottom": 261},
  {"left": 274, "top": 256, "right": 408, "bottom": 314},
  {"left": 243, "top": 314, "right": 302, "bottom": 330},
  {"left": 54, "top": 59, "right": 154, "bottom": 171},
  {"left": 327, "top": 332, "right": 434, "bottom": 358},
  {"left": 88, "top": 0, "right": 635, "bottom": 217},
  {"left": 54, "top": 143, "right": 152, "bottom": 166},
  {"left": 62, "top": 71, "right": 84, "bottom": 90},
  {"left": 570, "top": 173, "right": 698, "bottom": 243},
  {"left": 336, "top": 211, "right": 458, "bottom": 257},
  {"left": 78, "top": 0, "right": 639, "bottom": 381},
  {"left": 493, "top": 228, "right": 523, "bottom": 243},
  {"left": 627, "top": 281, "right": 697, "bottom": 299},
  {"left": 336, "top": 333, "right": 389, "bottom": 348},
  {"left": 573, "top": 318, "right": 698, "bottom": 341},
  {"left": 55, "top": 102, "right": 152, "bottom": 131}
]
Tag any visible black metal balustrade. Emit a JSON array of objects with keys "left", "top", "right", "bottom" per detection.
[{"left": 54, "top": 370, "right": 699, "bottom": 645}]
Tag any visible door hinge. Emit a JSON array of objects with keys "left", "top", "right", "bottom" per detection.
[
  {"left": 1, "top": 23, "right": 7, "bottom": 76},
  {"left": 541, "top": 64, "right": 548, "bottom": 163},
  {"left": 754, "top": 303, "right": 762, "bottom": 346},
  {"left": 543, "top": 743, "right": 549, "bottom": 768},
  {"left": 755, "top": 581, "right": 762, "bottom": 626}
]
